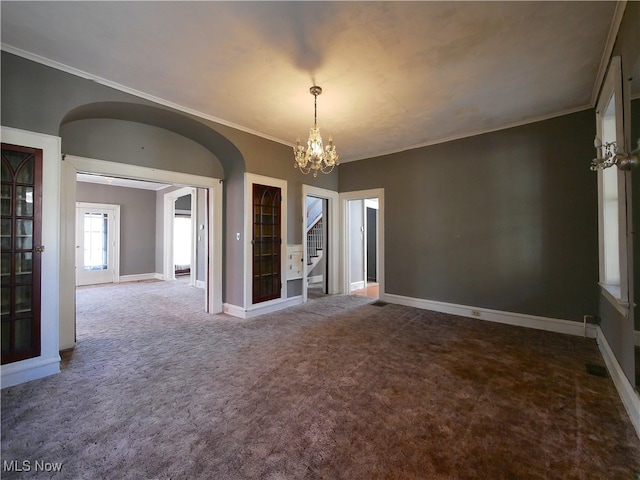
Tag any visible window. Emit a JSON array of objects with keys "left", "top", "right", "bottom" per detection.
[
  {"left": 596, "top": 56, "right": 629, "bottom": 313},
  {"left": 83, "top": 212, "right": 109, "bottom": 271}
]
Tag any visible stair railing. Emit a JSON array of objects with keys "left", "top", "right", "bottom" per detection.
[{"left": 307, "top": 216, "right": 324, "bottom": 265}]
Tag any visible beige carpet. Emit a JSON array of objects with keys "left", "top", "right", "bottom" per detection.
[{"left": 2, "top": 279, "right": 639, "bottom": 479}]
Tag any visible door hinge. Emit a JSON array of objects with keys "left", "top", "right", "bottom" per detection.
[{"left": 35, "top": 245, "right": 45, "bottom": 253}]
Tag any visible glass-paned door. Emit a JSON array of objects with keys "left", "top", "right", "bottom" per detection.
[
  {"left": 252, "top": 184, "right": 281, "bottom": 303},
  {"left": 1, "top": 143, "right": 43, "bottom": 365},
  {"left": 76, "top": 203, "right": 120, "bottom": 286}
]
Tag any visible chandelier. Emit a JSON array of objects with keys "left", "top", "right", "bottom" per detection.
[
  {"left": 591, "top": 136, "right": 640, "bottom": 171},
  {"left": 293, "top": 86, "right": 339, "bottom": 176}
]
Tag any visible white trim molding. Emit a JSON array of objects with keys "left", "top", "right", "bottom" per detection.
[
  {"left": 590, "top": 1, "right": 628, "bottom": 106},
  {"left": 119, "top": 273, "right": 158, "bottom": 283},
  {"left": 224, "top": 296, "right": 303, "bottom": 319},
  {"left": 301, "top": 184, "right": 339, "bottom": 302},
  {"left": 1, "top": 357, "right": 61, "bottom": 389},
  {"left": 244, "top": 173, "right": 288, "bottom": 310},
  {"left": 382, "top": 293, "right": 599, "bottom": 338},
  {"left": 340, "top": 188, "right": 385, "bottom": 297},
  {"left": 595, "top": 325, "right": 640, "bottom": 439},
  {"left": 1, "top": 126, "right": 62, "bottom": 388},
  {"left": 163, "top": 187, "right": 197, "bottom": 285},
  {"left": 0, "top": 44, "right": 290, "bottom": 149}
]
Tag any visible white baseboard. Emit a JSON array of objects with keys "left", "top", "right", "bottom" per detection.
[
  {"left": 119, "top": 273, "right": 163, "bottom": 283},
  {"left": 307, "top": 275, "right": 323, "bottom": 284},
  {"left": 196, "top": 280, "right": 206, "bottom": 289},
  {"left": 1, "top": 355, "right": 61, "bottom": 389},
  {"left": 224, "top": 296, "right": 304, "bottom": 319},
  {"left": 223, "top": 303, "right": 246, "bottom": 318},
  {"left": 381, "top": 293, "right": 598, "bottom": 338},
  {"left": 596, "top": 326, "right": 640, "bottom": 439},
  {"left": 350, "top": 281, "right": 366, "bottom": 292}
]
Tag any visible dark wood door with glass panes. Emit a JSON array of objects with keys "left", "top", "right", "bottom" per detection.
[
  {"left": 1, "top": 144, "right": 42, "bottom": 365},
  {"left": 252, "top": 184, "right": 282, "bottom": 304}
]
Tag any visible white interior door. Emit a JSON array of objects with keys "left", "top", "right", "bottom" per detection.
[{"left": 76, "top": 203, "right": 120, "bottom": 286}]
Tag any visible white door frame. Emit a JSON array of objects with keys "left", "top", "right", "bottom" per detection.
[
  {"left": 364, "top": 198, "right": 379, "bottom": 284},
  {"left": 163, "top": 187, "right": 197, "bottom": 285},
  {"left": 302, "top": 185, "right": 339, "bottom": 301},
  {"left": 75, "top": 202, "right": 120, "bottom": 286},
  {"left": 1, "top": 126, "right": 61, "bottom": 388},
  {"left": 64, "top": 156, "right": 223, "bottom": 315},
  {"left": 340, "top": 188, "right": 384, "bottom": 296}
]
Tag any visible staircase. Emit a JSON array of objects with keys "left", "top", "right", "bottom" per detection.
[
  {"left": 306, "top": 197, "right": 324, "bottom": 272},
  {"left": 307, "top": 216, "right": 324, "bottom": 269}
]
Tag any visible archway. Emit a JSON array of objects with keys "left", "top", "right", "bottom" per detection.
[{"left": 58, "top": 102, "right": 247, "bottom": 349}]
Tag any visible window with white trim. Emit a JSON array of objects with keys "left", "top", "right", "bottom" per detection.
[{"left": 596, "top": 56, "right": 629, "bottom": 312}]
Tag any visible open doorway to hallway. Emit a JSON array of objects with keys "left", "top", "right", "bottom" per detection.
[
  {"left": 302, "top": 185, "right": 339, "bottom": 302},
  {"left": 164, "top": 187, "right": 199, "bottom": 288},
  {"left": 342, "top": 189, "right": 384, "bottom": 301},
  {"left": 306, "top": 195, "right": 328, "bottom": 299}
]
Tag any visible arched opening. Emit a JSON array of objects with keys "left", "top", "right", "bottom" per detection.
[{"left": 57, "top": 102, "right": 247, "bottom": 350}]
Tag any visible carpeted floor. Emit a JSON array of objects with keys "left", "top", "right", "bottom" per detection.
[{"left": 2, "top": 279, "right": 639, "bottom": 479}]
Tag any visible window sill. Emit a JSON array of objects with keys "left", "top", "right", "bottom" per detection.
[{"left": 599, "top": 283, "right": 630, "bottom": 318}]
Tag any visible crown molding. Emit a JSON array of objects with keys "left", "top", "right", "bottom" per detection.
[
  {"left": 346, "top": 103, "right": 593, "bottom": 163},
  {"left": 0, "top": 43, "right": 292, "bottom": 148},
  {"left": 590, "top": 1, "right": 627, "bottom": 107}
]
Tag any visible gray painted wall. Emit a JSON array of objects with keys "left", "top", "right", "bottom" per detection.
[
  {"left": 340, "top": 109, "right": 599, "bottom": 322},
  {"left": 1, "top": 51, "right": 334, "bottom": 308},
  {"left": 76, "top": 182, "right": 156, "bottom": 276},
  {"left": 61, "top": 118, "right": 224, "bottom": 178},
  {"left": 175, "top": 194, "right": 192, "bottom": 212}
]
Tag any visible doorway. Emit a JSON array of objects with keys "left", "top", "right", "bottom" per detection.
[
  {"left": 302, "top": 185, "right": 339, "bottom": 302},
  {"left": 341, "top": 189, "right": 384, "bottom": 300},
  {"left": 164, "top": 187, "right": 198, "bottom": 287},
  {"left": 75, "top": 202, "right": 120, "bottom": 286},
  {"left": 64, "top": 155, "right": 223, "bottom": 324},
  {"left": 306, "top": 195, "right": 328, "bottom": 299}
]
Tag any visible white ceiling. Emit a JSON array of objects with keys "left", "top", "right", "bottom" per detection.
[{"left": 0, "top": 1, "right": 622, "bottom": 163}]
